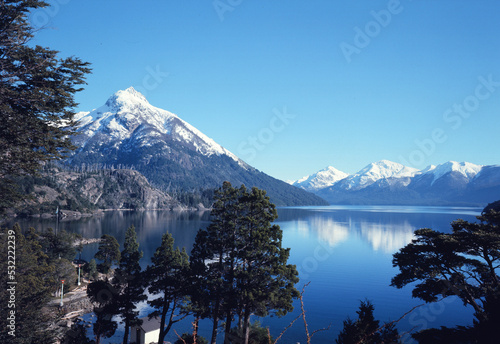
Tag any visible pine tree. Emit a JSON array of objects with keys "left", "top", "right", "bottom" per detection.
[
  {"left": 392, "top": 201, "right": 500, "bottom": 342},
  {"left": 190, "top": 181, "right": 242, "bottom": 344},
  {"left": 87, "top": 279, "right": 119, "bottom": 344},
  {"left": 0, "top": 0, "right": 91, "bottom": 212},
  {"left": 233, "top": 186, "right": 299, "bottom": 343},
  {"left": 40, "top": 228, "right": 76, "bottom": 261},
  {"left": 114, "top": 225, "right": 146, "bottom": 344},
  {"left": 190, "top": 182, "right": 299, "bottom": 344},
  {"left": 0, "top": 224, "right": 56, "bottom": 344},
  {"left": 146, "top": 233, "right": 190, "bottom": 344},
  {"left": 94, "top": 234, "right": 120, "bottom": 273},
  {"left": 88, "top": 258, "right": 98, "bottom": 280},
  {"left": 336, "top": 300, "right": 400, "bottom": 344}
]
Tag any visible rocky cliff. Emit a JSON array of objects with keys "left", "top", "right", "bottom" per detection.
[{"left": 14, "top": 166, "right": 180, "bottom": 216}]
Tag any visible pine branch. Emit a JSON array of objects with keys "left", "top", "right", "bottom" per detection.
[
  {"left": 272, "top": 311, "right": 303, "bottom": 344},
  {"left": 174, "top": 329, "right": 188, "bottom": 344},
  {"left": 355, "top": 299, "right": 435, "bottom": 344}
]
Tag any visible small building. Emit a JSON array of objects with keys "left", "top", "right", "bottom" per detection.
[{"left": 130, "top": 316, "right": 161, "bottom": 344}]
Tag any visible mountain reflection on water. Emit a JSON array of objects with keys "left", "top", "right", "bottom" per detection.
[{"left": 7, "top": 205, "right": 482, "bottom": 343}]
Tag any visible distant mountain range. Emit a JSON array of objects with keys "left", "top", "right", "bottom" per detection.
[
  {"left": 66, "top": 87, "right": 327, "bottom": 207},
  {"left": 290, "top": 160, "right": 500, "bottom": 206}
]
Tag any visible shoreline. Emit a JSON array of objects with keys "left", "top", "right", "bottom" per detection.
[{"left": 1, "top": 206, "right": 212, "bottom": 225}]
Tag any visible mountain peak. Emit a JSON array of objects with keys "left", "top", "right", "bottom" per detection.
[
  {"left": 341, "top": 160, "right": 418, "bottom": 190},
  {"left": 425, "top": 161, "right": 483, "bottom": 184},
  {"left": 291, "top": 165, "right": 349, "bottom": 191},
  {"left": 105, "top": 86, "right": 149, "bottom": 110},
  {"left": 123, "top": 86, "right": 146, "bottom": 97},
  {"left": 358, "top": 160, "right": 418, "bottom": 177},
  {"left": 73, "top": 87, "right": 247, "bottom": 167}
]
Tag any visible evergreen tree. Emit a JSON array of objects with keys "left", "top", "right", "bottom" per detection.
[
  {"left": 53, "top": 258, "right": 78, "bottom": 292},
  {"left": 190, "top": 182, "right": 244, "bottom": 344},
  {"left": 235, "top": 186, "right": 299, "bottom": 343},
  {"left": 40, "top": 228, "right": 77, "bottom": 261},
  {"left": 94, "top": 234, "right": 120, "bottom": 273},
  {"left": 0, "top": 224, "right": 56, "bottom": 344},
  {"left": 87, "top": 279, "right": 119, "bottom": 344},
  {"left": 190, "top": 182, "right": 242, "bottom": 344},
  {"left": 88, "top": 258, "right": 98, "bottom": 280},
  {"left": 190, "top": 182, "right": 299, "bottom": 344},
  {"left": 146, "top": 233, "right": 190, "bottom": 344},
  {"left": 0, "top": 0, "right": 91, "bottom": 212},
  {"left": 228, "top": 321, "right": 274, "bottom": 344},
  {"left": 336, "top": 300, "right": 400, "bottom": 344},
  {"left": 114, "top": 225, "right": 146, "bottom": 344},
  {"left": 391, "top": 201, "right": 500, "bottom": 340}
]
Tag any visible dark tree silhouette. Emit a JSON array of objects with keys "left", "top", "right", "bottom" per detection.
[{"left": 0, "top": 0, "right": 91, "bottom": 212}]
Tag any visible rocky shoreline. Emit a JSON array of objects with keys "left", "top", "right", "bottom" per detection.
[{"left": 1, "top": 206, "right": 211, "bottom": 226}]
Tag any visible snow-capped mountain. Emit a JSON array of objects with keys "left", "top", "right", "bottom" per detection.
[
  {"left": 420, "top": 161, "right": 483, "bottom": 185},
  {"left": 291, "top": 166, "right": 348, "bottom": 191},
  {"left": 67, "top": 87, "right": 327, "bottom": 206},
  {"left": 291, "top": 160, "right": 418, "bottom": 192},
  {"left": 339, "top": 160, "right": 419, "bottom": 190},
  {"left": 73, "top": 87, "right": 244, "bottom": 166},
  {"left": 294, "top": 160, "right": 500, "bottom": 206}
]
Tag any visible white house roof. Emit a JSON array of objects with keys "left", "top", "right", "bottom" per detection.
[{"left": 139, "top": 316, "right": 161, "bottom": 333}]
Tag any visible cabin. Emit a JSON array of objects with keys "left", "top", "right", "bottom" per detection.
[{"left": 130, "top": 316, "right": 161, "bottom": 344}]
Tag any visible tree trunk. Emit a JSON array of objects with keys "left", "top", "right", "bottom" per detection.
[
  {"left": 158, "top": 302, "right": 169, "bottom": 344},
  {"left": 224, "top": 310, "right": 232, "bottom": 339},
  {"left": 164, "top": 300, "right": 178, "bottom": 337},
  {"left": 242, "top": 308, "right": 251, "bottom": 344},
  {"left": 193, "top": 316, "right": 200, "bottom": 344},
  {"left": 122, "top": 317, "right": 129, "bottom": 344},
  {"left": 483, "top": 252, "right": 500, "bottom": 286},
  {"left": 237, "top": 309, "right": 243, "bottom": 331},
  {"left": 211, "top": 313, "right": 219, "bottom": 344}
]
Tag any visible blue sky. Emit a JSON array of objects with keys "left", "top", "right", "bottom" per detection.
[{"left": 30, "top": 0, "right": 500, "bottom": 181}]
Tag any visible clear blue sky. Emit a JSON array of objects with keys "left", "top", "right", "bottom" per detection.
[{"left": 30, "top": 0, "right": 500, "bottom": 181}]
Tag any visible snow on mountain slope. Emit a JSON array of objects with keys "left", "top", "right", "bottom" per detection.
[
  {"left": 292, "top": 166, "right": 348, "bottom": 191},
  {"left": 74, "top": 87, "right": 244, "bottom": 166},
  {"left": 420, "top": 161, "right": 483, "bottom": 185},
  {"left": 298, "top": 159, "right": 498, "bottom": 206},
  {"left": 342, "top": 160, "right": 419, "bottom": 190},
  {"left": 66, "top": 87, "right": 329, "bottom": 206}
]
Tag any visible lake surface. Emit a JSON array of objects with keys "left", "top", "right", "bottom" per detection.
[{"left": 7, "top": 205, "right": 483, "bottom": 343}]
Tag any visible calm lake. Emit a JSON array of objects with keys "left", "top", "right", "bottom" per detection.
[{"left": 8, "top": 205, "right": 483, "bottom": 343}]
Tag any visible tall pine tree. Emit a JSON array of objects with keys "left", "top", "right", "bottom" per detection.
[
  {"left": 146, "top": 233, "right": 190, "bottom": 343},
  {"left": 234, "top": 187, "right": 299, "bottom": 343},
  {"left": 87, "top": 278, "right": 119, "bottom": 344},
  {"left": 190, "top": 182, "right": 242, "bottom": 344},
  {"left": 114, "top": 225, "right": 146, "bottom": 344},
  {"left": 190, "top": 182, "right": 299, "bottom": 344},
  {"left": 0, "top": 0, "right": 91, "bottom": 212}
]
